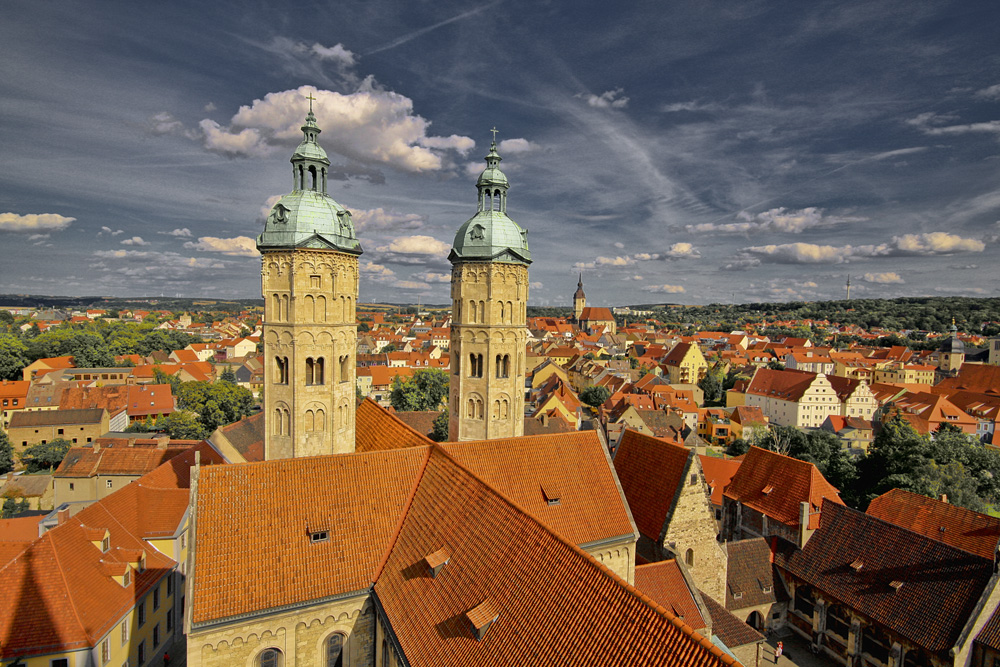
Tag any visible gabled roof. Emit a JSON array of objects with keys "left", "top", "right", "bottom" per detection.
[
  {"left": 935, "top": 364, "right": 1000, "bottom": 396},
  {"left": 723, "top": 447, "right": 842, "bottom": 528},
  {"left": 374, "top": 447, "right": 733, "bottom": 667},
  {"left": 9, "top": 408, "right": 106, "bottom": 428},
  {"left": 634, "top": 560, "right": 707, "bottom": 630},
  {"left": 866, "top": 489, "right": 1000, "bottom": 560},
  {"left": 579, "top": 306, "right": 615, "bottom": 322},
  {"left": 214, "top": 411, "right": 265, "bottom": 462},
  {"left": 699, "top": 456, "right": 741, "bottom": 506},
  {"left": 355, "top": 397, "right": 434, "bottom": 452},
  {"left": 743, "top": 368, "right": 817, "bottom": 402},
  {"left": 699, "top": 592, "right": 765, "bottom": 649},
  {"left": 725, "top": 538, "right": 777, "bottom": 609},
  {"left": 55, "top": 445, "right": 193, "bottom": 478},
  {"left": 782, "top": 500, "right": 993, "bottom": 653},
  {"left": 613, "top": 429, "right": 691, "bottom": 542}
]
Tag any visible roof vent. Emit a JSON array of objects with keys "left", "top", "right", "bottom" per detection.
[
  {"left": 466, "top": 599, "right": 499, "bottom": 641},
  {"left": 850, "top": 559, "right": 864, "bottom": 572},
  {"left": 889, "top": 580, "right": 904, "bottom": 591},
  {"left": 541, "top": 482, "right": 562, "bottom": 506},
  {"left": 423, "top": 547, "right": 450, "bottom": 578},
  {"left": 761, "top": 484, "right": 774, "bottom": 495}
]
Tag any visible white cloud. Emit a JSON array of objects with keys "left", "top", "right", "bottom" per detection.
[
  {"left": 498, "top": 138, "right": 538, "bottom": 154},
  {"left": 613, "top": 242, "right": 625, "bottom": 249},
  {"left": 687, "top": 207, "right": 862, "bottom": 234},
  {"left": 0, "top": 212, "right": 75, "bottom": 233},
  {"left": 120, "top": 236, "right": 150, "bottom": 246},
  {"left": 162, "top": 228, "right": 192, "bottom": 237},
  {"left": 360, "top": 261, "right": 396, "bottom": 282},
  {"left": 642, "top": 284, "right": 685, "bottom": 294},
  {"left": 310, "top": 42, "right": 355, "bottom": 66},
  {"left": 184, "top": 236, "right": 259, "bottom": 257},
  {"left": 975, "top": 84, "right": 1000, "bottom": 100},
  {"left": 665, "top": 242, "right": 700, "bottom": 258},
  {"left": 661, "top": 100, "right": 720, "bottom": 113},
  {"left": 907, "top": 112, "right": 1000, "bottom": 138},
  {"left": 196, "top": 84, "right": 474, "bottom": 172},
  {"left": 891, "top": 232, "right": 984, "bottom": 255},
  {"left": 862, "top": 272, "right": 904, "bottom": 284},
  {"left": 27, "top": 234, "right": 50, "bottom": 241},
  {"left": 376, "top": 235, "right": 449, "bottom": 255},
  {"left": 579, "top": 88, "right": 630, "bottom": 109},
  {"left": 150, "top": 112, "right": 184, "bottom": 135},
  {"left": 352, "top": 208, "right": 425, "bottom": 232},
  {"left": 100, "top": 226, "right": 124, "bottom": 236},
  {"left": 414, "top": 271, "right": 451, "bottom": 284},
  {"left": 530, "top": 281, "right": 544, "bottom": 289}
]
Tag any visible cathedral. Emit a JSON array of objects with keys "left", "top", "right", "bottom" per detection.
[{"left": 183, "top": 106, "right": 735, "bottom": 667}]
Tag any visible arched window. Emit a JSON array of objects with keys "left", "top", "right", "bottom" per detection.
[
  {"left": 272, "top": 294, "right": 281, "bottom": 321},
  {"left": 315, "top": 357, "right": 324, "bottom": 385},
  {"left": 507, "top": 301, "right": 514, "bottom": 323},
  {"left": 326, "top": 633, "right": 345, "bottom": 667},
  {"left": 499, "top": 301, "right": 505, "bottom": 322},
  {"left": 259, "top": 647, "right": 282, "bottom": 667},
  {"left": 493, "top": 400, "right": 501, "bottom": 420},
  {"left": 275, "top": 357, "right": 288, "bottom": 384},
  {"left": 274, "top": 408, "right": 283, "bottom": 435},
  {"left": 469, "top": 353, "right": 483, "bottom": 378},
  {"left": 382, "top": 638, "right": 391, "bottom": 667},
  {"left": 309, "top": 165, "right": 318, "bottom": 190},
  {"left": 306, "top": 410, "right": 315, "bottom": 432},
  {"left": 468, "top": 299, "right": 476, "bottom": 323},
  {"left": 281, "top": 294, "right": 289, "bottom": 321},
  {"left": 316, "top": 295, "right": 327, "bottom": 322},
  {"left": 306, "top": 358, "right": 314, "bottom": 385},
  {"left": 305, "top": 295, "right": 315, "bottom": 322},
  {"left": 339, "top": 355, "right": 349, "bottom": 383},
  {"left": 316, "top": 408, "right": 326, "bottom": 432},
  {"left": 685, "top": 548, "right": 695, "bottom": 567},
  {"left": 478, "top": 300, "right": 485, "bottom": 322},
  {"left": 501, "top": 397, "right": 509, "bottom": 419},
  {"left": 495, "top": 354, "right": 510, "bottom": 378}
]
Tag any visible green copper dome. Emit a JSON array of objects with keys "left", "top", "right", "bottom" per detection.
[
  {"left": 449, "top": 136, "right": 531, "bottom": 266},
  {"left": 256, "top": 108, "right": 362, "bottom": 255}
]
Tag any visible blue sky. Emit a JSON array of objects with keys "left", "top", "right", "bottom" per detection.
[{"left": 2, "top": 0, "right": 999, "bottom": 306}]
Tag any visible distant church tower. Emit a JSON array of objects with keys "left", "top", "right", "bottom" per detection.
[
  {"left": 256, "top": 102, "right": 363, "bottom": 459},
  {"left": 448, "top": 132, "right": 531, "bottom": 441},
  {"left": 573, "top": 274, "right": 586, "bottom": 322}
]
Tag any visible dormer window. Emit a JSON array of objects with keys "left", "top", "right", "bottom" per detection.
[
  {"left": 733, "top": 591, "right": 744, "bottom": 600},
  {"left": 850, "top": 559, "right": 864, "bottom": 572},
  {"left": 466, "top": 599, "right": 499, "bottom": 641},
  {"left": 424, "top": 547, "right": 450, "bottom": 578},
  {"left": 889, "top": 580, "right": 904, "bottom": 591},
  {"left": 310, "top": 530, "right": 329, "bottom": 543},
  {"left": 102, "top": 536, "right": 110, "bottom": 553},
  {"left": 541, "top": 483, "right": 562, "bottom": 506},
  {"left": 761, "top": 485, "right": 774, "bottom": 495},
  {"left": 123, "top": 568, "right": 130, "bottom": 587}
]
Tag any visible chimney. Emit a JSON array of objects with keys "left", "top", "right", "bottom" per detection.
[
  {"left": 940, "top": 494, "right": 949, "bottom": 504},
  {"left": 92, "top": 443, "right": 101, "bottom": 453},
  {"left": 57, "top": 507, "right": 69, "bottom": 525},
  {"left": 155, "top": 434, "right": 170, "bottom": 449}
]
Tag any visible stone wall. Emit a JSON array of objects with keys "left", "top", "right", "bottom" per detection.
[{"left": 189, "top": 592, "right": 374, "bottom": 667}]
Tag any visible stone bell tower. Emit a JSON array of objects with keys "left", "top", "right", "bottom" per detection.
[
  {"left": 573, "top": 274, "right": 586, "bottom": 322},
  {"left": 448, "top": 132, "right": 531, "bottom": 441},
  {"left": 256, "top": 100, "right": 362, "bottom": 459}
]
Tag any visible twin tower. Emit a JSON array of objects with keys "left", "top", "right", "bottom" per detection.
[{"left": 257, "top": 109, "right": 530, "bottom": 459}]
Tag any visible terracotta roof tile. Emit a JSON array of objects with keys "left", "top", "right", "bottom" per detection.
[
  {"left": 725, "top": 538, "right": 777, "bottom": 609},
  {"left": 700, "top": 592, "right": 765, "bottom": 648},
  {"left": 9, "top": 408, "right": 106, "bottom": 428},
  {"left": 215, "top": 411, "right": 265, "bottom": 462},
  {"left": 444, "top": 432, "right": 635, "bottom": 546},
  {"left": 866, "top": 489, "right": 1000, "bottom": 560},
  {"left": 55, "top": 445, "right": 191, "bottom": 478},
  {"left": 355, "top": 398, "right": 435, "bottom": 452},
  {"left": 782, "top": 501, "right": 993, "bottom": 652},
  {"left": 374, "top": 447, "right": 736, "bottom": 667},
  {"left": 191, "top": 447, "right": 431, "bottom": 625},
  {"left": 634, "top": 560, "right": 707, "bottom": 630},
  {"left": 614, "top": 429, "right": 691, "bottom": 542},
  {"left": 699, "top": 456, "right": 741, "bottom": 506},
  {"left": 723, "top": 447, "right": 842, "bottom": 528}
]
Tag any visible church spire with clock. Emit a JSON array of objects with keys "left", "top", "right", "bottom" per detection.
[
  {"left": 447, "top": 130, "right": 531, "bottom": 441},
  {"left": 256, "top": 96, "right": 362, "bottom": 459}
]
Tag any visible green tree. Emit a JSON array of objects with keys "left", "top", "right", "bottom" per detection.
[
  {"left": 389, "top": 369, "right": 449, "bottom": 412},
  {"left": 0, "top": 334, "right": 28, "bottom": 380},
  {"left": 155, "top": 411, "right": 209, "bottom": 440},
  {"left": 855, "top": 415, "right": 932, "bottom": 508},
  {"left": 579, "top": 385, "right": 611, "bottom": 408},
  {"left": 431, "top": 411, "right": 449, "bottom": 442},
  {"left": 766, "top": 358, "right": 786, "bottom": 371},
  {"left": 124, "top": 417, "right": 155, "bottom": 433},
  {"left": 62, "top": 332, "right": 115, "bottom": 368},
  {"left": 698, "top": 366, "right": 725, "bottom": 405},
  {"left": 1, "top": 493, "right": 29, "bottom": 519},
  {"left": 0, "top": 429, "right": 14, "bottom": 475},
  {"left": 21, "top": 438, "right": 72, "bottom": 473},
  {"left": 153, "top": 367, "right": 182, "bottom": 391},
  {"left": 220, "top": 367, "right": 237, "bottom": 384},
  {"left": 174, "top": 380, "right": 255, "bottom": 432}
]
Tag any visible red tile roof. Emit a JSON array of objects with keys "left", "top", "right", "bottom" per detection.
[
  {"left": 355, "top": 397, "right": 434, "bottom": 452},
  {"left": 866, "top": 489, "right": 1000, "bottom": 560},
  {"left": 634, "top": 560, "right": 707, "bottom": 630},
  {"left": 782, "top": 500, "right": 993, "bottom": 653},
  {"left": 724, "top": 538, "right": 777, "bottom": 609},
  {"left": 723, "top": 447, "right": 842, "bottom": 529},
  {"left": 374, "top": 447, "right": 735, "bottom": 667},
  {"left": 191, "top": 447, "right": 432, "bottom": 624},
  {"left": 613, "top": 429, "right": 692, "bottom": 542},
  {"left": 700, "top": 592, "right": 764, "bottom": 648},
  {"left": 444, "top": 432, "right": 635, "bottom": 547},
  {"left": 55, "top": 445, "right": 194, "bottom": 478},
  {"left": 699, "top": 456, "right": 741, "bottom": 507}
]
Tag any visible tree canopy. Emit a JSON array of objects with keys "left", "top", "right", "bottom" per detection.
[
  {"left": 174, "top": 380, "right": 255, "bottom": 434},
  {"left": 389, "top": 369, "right": 449, "bottom": 412},
  {"left": 580, "top": 385, "right": 611, "bottom": 408},
  {"left": 21, "top": 439, "right": 72, "bottom": 473}
]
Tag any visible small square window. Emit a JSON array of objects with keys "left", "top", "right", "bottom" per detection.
[
  {"left": 310, "top": 530, "right": 329, "bottom": 543},
  {"left": 153, "top": 587, "right": 160, "bottom": 610},
  {"left": 69, "top": 482, "right": 75, "bottom": 491},
  {"left": 51, "top": 659, "right": 69, "bottom": 667},
  {"left": 138, "top": 600, "right": 146, "bottom": 626},
  {"left": 107, "top": 480, "right": 113, "bottom": 489},
  {"left": 58, "top": 428, "right": 64, "bottom": 435}
]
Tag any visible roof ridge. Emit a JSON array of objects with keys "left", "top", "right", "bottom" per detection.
[
  {"left": 424, "top": 444, "right": 737, "bottom": 665},
  {"left": 371, "top": 446, "right": 434, "bottom": 583}
]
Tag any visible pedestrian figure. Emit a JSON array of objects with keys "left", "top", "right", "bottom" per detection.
[
  {"left": 775, "top": 641, "right": 783, "bottom": 663},
  {"left": 164, "top": 652, "right": 170, "bottom": 666}
]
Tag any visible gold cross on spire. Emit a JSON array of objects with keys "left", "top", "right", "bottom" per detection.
[
  {"left": 306, "top": 92, "right": 317, "bottom": 113},
  {"left": 490, "top": 127, "right": 498, "bottom": 143}
]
